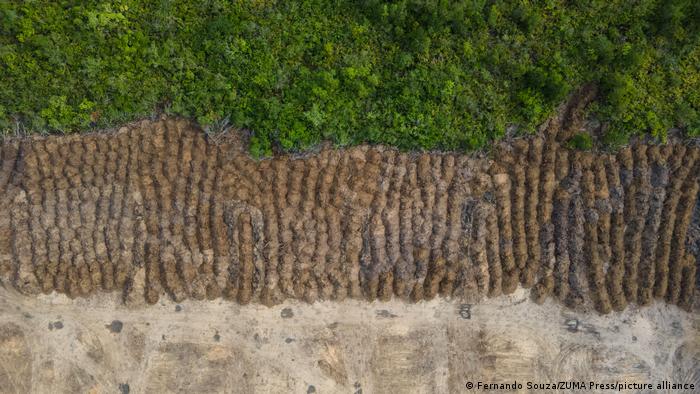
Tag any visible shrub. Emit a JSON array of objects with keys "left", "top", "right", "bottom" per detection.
[{"left": 566, "top": 133, "right": 594, "bottom": 150}]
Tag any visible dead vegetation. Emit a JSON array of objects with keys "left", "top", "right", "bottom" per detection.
[{"left": 0, "top": 119, "right": 697, "bottom": 313}]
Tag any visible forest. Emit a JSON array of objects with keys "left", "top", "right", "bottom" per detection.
[{"left": 1, "top": 0, "right": 698, "bottom": 155}]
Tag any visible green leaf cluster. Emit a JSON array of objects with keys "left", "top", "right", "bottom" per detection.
[
  {"left": 1, "top": 1, "right": 698, "bottom": 154},
  {"left": 566, "top": 133, "right": 593, "bottom": 151}
]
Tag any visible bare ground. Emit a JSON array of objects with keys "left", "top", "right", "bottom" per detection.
[{"left": 0, "top": 284, "right": 698, "bottom": 394}]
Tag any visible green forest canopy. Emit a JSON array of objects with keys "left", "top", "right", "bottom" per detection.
[{"left": 1, "top": 0, "right": 699, "bottom": 156}]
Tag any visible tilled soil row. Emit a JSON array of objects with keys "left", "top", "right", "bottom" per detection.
[{"left": 0, "top": 119, "right": 697, "bottom": 312}]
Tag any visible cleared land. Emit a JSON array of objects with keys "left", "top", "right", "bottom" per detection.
[
  {"left": 0, "top": 286, "right": 698, "bottom": 393},
  {"left": 0, "top": 119, "right": 698, "bottom": 313}
]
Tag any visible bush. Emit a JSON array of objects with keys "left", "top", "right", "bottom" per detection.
[
  {"left": 566, "top": 133, "right": 594, "bottom": 150},
  {"left": 0, "top": 0, "right": 698, "bottom": 155}
]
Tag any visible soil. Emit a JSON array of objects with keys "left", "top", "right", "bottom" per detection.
[
  {"left": 0, "top": 118, "right": 698, "bottom": 314},
  {"left": 1, "top": 285, "right": 698, "bottom": 394}
]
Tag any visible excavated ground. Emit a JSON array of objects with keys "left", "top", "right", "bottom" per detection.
[{"left": 0, "top": 119, "right": 697, "bottom": 313}]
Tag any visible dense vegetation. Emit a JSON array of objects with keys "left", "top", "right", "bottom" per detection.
[{"left": 1, "top": 1, "right": 699, "bottom": 155}]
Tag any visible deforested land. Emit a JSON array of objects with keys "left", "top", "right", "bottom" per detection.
[{"left": 1, "top": 117, "right": 697, "bottom": 314}]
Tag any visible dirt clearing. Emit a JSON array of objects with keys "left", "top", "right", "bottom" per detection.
[{"left": 0, "top": 285, "right": 698, "bottom": 393}]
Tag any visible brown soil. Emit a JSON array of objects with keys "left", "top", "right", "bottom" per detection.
[{"left": 0, "top": 119, "right": 697, "bottom": 313}]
